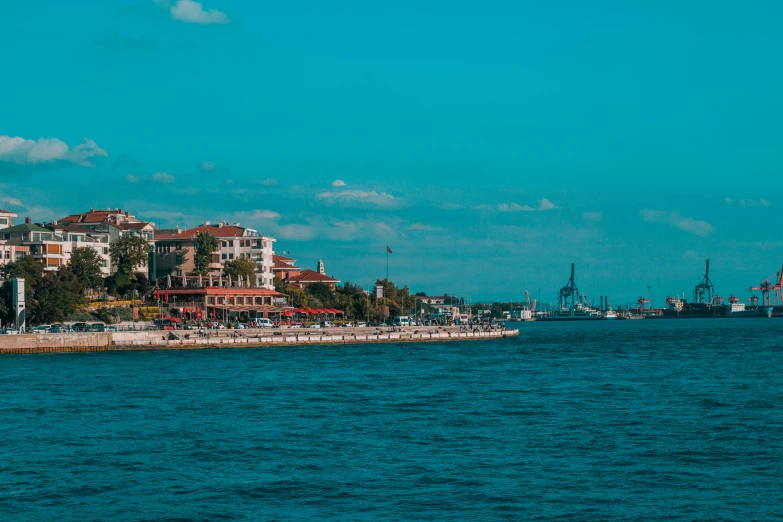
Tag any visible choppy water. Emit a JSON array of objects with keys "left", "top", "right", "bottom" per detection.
[{"left": 1, "top": 320, "right": 782, "bottom": 521}]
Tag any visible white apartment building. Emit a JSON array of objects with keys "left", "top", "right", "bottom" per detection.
[
  {"left": 1, "top": 218, "right": 112, "bottom": 274},
  {"left": 0, "top": 209, "right": 16, "bottom": 230}
]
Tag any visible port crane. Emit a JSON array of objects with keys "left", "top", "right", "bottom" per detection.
[
  {"left": 693, "top": 259, "right": 714, "bottom": 304},
  {"left": 749, "top": 264, "right": 783, "bottom": 307},
  {"left": 524, "top": 290, "right": 537, "bottom": 312},
  {"left": 637, "top": 297, "right": 649, "bottom": 315},
  {"left": 558, "top": 263, "right": 580, "bottom": 309}
]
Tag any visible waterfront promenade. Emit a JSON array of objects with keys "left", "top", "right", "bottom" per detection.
[{"left": 0, "top": 326, "right": 518, "bottom": 355}]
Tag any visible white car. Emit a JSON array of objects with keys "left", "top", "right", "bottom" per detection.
[
  {"left": 341, "top": 323, "right": 353, "bottom": 328},
  {"left": 255, "top": 318, "right": 274, "bottom": 328},
  {"left": 32, "top": 325, "right": 52, "bottom": 333},
  {"left": 289, "top": 324, "right": 302, "bottom": 329},
  {"left": 356, "top": 322, "right": 367, "bottom": 328},
  {"left": 308, "top": 324, "right": 321, "bottom": 329}
]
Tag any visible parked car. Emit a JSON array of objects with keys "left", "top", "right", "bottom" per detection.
[
  {"left": 106, "top": 325, "right": 119, "bottom": 332},
  {"left": 32, "top": 325, "right": 52, "bottom": 333},
  {"left": 50, "top": 324, "right": 70, "bottom": 333},
  {"left": 89, "top": 323, "right": 106, "bottom": 332},
  {"left": 289, "top": 323, "right": 302, "bottom": 329},
  {"left": 216, "top": 324, "right": 227, "bottom": 330},
  {"left": 356, "top": 322, "right": 367, "bottom": 328},
  {"left": 308, "top": 324, "right": 321, "bottom": 329},
  {"left": 233, "top": 323, "right": 246, "bottom": 330},
  {"left": 341, "top": 322, "right": 354, "bottom": 328},
  {"left": 320, "top": 321, "right": 334, "bottom": 328},
  {"left": 71, "top": 322, "right": 90, "bottom": 332},
  {"left": 254, "top": 318, "right": 274, "bottom": 328}
]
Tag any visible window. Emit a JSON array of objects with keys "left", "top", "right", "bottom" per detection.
[
  {"left": 229, "top": 254, "right": 234, "bottom": 260},
  {"left": 103, "top": 247, "right": 108, "bottom": 254},
  {"left": 228, "top": 240, "right": 233, "bottom": 247},
  {"left": 221, "top": 241, "right": 227, "bottom": 248},
  {"left": 221, "top": 253, "right": 227, "bottom": 260},
  {"left": 0, "top": 218, "right": 7, "bottom": 225}
]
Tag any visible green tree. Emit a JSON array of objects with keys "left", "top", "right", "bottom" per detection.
[
  {"left": 306, "top": 282, "right": 335, "bottom": 307},
  {"left": 374, "top": 278, "right": 416, "bottom": 318},
  {"left": 68, "top": 247, "right": 104, "bottom": 294},
  {"left": 223, "top": 257, "right": 257, "bottom": 286},
  {"left": 192, "top": 232, "right": 218, "bottom": 275},
  {"left": 31, "top": 267, "right": 86, "bottom": 324},
  {"left": 110, "top": 235, "right": 148, "bottom": 276},
  {"left": 0, "top": 256, "right": 45, "bottom": 325}
]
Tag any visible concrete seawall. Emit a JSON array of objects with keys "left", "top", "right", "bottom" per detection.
[{"left": 0, "top": 327, "right": 519, "bottom": 355}]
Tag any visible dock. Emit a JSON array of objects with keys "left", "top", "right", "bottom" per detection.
[{"left": 0, "top": 326, "right": 518, "bottom": 355}]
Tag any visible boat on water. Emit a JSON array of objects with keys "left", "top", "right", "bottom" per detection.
[
  {"left": 542, "top": 301, "right": 604, "bottom": 321},
  {"left": 725, "top": 296, "right": 773, "bottom": 318}
]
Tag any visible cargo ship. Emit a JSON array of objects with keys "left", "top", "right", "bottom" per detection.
[{"left": 662, "top": 260, "right": 777, "bottom": 318}]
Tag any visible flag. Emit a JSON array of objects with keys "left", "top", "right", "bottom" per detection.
[
  {"left": 164, "top": 290, "right": 169, "bottom": 303},
  {"left": 387, "top": 246, "right": 392, "bottom": 254}
]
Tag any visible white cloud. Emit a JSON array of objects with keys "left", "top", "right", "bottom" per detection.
[
  {"left": 200, "top": 160, "right": 215, "bottom": 171},
  {"left": 170, "top": 0, "right": 230, "bottom": 24},
  {"left": 249, "top": 209, "right": 280, "bottom": 220},
  {"left": 126, "top": 174, "right": 140, "bottom": 183},
  {"left": 152, "top": 172, "right": 175, "bottom": 183},
  {"left": 317, "top": 189, "right": 398, "bottom": 207},
  {"left": 737, "top": 198, "right": 771, "bottom": 207},
  {"left": 724, "top": 197, "right": 733, "bottom": 205},
  {"left": 0, "top": 196, "right": 23, "bottom": 207},
  {"left": 408, "top": 223, "right": 440, "bottom": 232},
  {"left": 582, "top": 211, "right": 603, "bottom": 222},
  {"left": 332, "top": 179, "right": 346, "bottom": 187},
  {"left": 642, "top": 209, "right": 714, "bottom": 236},
  {"left": 498, "top": 198, "right": 558, "bottom": 212},
  {"left": 260, "top": 178, "right": 277, "bottom": 186},
  {"left": 0, "top": 135, "right": 107, "bottom": 167}
]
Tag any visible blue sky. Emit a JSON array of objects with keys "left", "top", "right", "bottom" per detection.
[{"left": 2, "top": 0, "right": 782, "bottom": 304}]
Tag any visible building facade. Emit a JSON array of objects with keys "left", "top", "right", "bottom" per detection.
[
  {"left": 1, "top": 218, "right": 112, "bottom": 274},
  {"left": 154, "top": 221, "right": 276, "bottom": 290},
  {"left": 0, "top": 242, "right": 29, "bottom": 268},
  {"left": 0, "top": 209, "right": 17, "bottom": 230}
]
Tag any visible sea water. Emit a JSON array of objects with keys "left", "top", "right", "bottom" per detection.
[{"left": 1, "top": 320, "right": 781, "bottom": 520}]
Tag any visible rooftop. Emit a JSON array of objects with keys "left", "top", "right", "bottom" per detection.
[
  {"left": 287, "top": 269, "right": 340, "bottom": 284},
  {"left": 1, "top": 222, "right": 51, "bottom": 234}
]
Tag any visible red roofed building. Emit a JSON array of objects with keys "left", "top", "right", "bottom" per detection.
[
  {"left": 272, "top": 254, "right": 301, "bottom": 280},
  {"left": 152, "top": 278, "right": 289, "bottom": 321},
  {"left": 153, "top": 220, "right": 276, "bottom": 290},
  {"left": 287, "top": 265, "right": 341, "bottom": 291}
]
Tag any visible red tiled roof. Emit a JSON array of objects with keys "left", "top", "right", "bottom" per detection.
[
  {"left": 287, "top": 269, "right": 340, "bottom": 284},
  {"left": 273, "top": 261, "right": 300, "bottom": 271},
  {"left": 156, "top": 225, "right": 247, "bottom": 240},
  {"left": 274, "top": 254, "right": 294, "bottom": 262},
  {"left": 59, "top": 210, "right": 120, "bottom": 224}
]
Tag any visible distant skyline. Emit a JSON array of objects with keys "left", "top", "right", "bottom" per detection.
[{"left": 2, "top": 1, "right": 782, "bottom": 304}]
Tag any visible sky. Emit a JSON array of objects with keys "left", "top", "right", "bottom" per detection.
[{"left": 2, "top": 0, "right": 783, "bottom": 305}]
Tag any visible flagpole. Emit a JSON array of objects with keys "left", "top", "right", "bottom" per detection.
[{"left": 386, "top": 249, "right": 389, "bottom": 280}]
